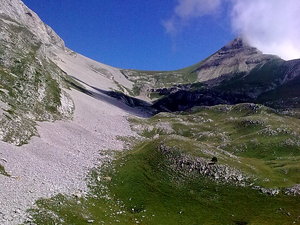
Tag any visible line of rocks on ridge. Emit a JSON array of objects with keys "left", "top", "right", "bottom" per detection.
[{"left": 158, "top": 144, "right": 300, "bottom": 196}]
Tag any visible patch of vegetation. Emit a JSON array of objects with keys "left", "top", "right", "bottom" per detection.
[
  {"left": 148, "top": 92, "right": 163, "bottom": 100},
  {"left": 113, "top": 80, "right": 141, "bottom": 97},
  {"left": 26, "top": 103, "right": 300, "bottom": 224},
  {"left": 27, "top": 140, "right": 300, "bottom": 225},
  {"left": 190, "top": 82, "right": 205, "bottom": 91},
  {"left": 0, "top": 163, "right": 10, "bottom": 177},
  {"left": 130, "top": 103, "right": 300, "bottom": 188}
]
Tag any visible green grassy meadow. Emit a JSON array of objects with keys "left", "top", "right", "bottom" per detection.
[{"left": 26, "top": 104, "right": 300, "bottom": 225}]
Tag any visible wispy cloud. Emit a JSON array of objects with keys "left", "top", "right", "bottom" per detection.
[
  {"left": 163, "top": 0, "right": 222, "bottom": 35},
  {"left": 164, "top": 0, "right": 300, "bottom": 60}
]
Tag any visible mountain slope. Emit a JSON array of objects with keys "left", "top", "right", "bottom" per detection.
[
  {"left": 0, "top": 1, "right": 139, "bottom": 224},
  {"left": 0, "top": 0, "right": 300, "bottom": 225},
  {"left": 121, "top": 38, "right": 278, "bottom": 99},
  {"left": 0, "top": 0, "right": 135, "bottom": 145},
  {"left": 0, "top": 0, "right": 64, "bottom": 48},
  {"left": 0, "top": 8, "right": 73, "bottom": 145},
  {"left": 51, "top": 48, "right": 133, "bottom": 93},
  {"left": 149, "top": 42, "right": 300, "bottom": 112}
]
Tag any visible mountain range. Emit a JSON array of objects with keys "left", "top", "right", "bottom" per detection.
[{"left": 0, "top": 1, "right": 299, "bottom": 225}]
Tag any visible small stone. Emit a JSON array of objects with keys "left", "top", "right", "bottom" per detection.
[
  {"left": 0, "top": 158, "right": 7, "bottom": 163},
  {"left": 104, "top": 176, "right": 112, "bottom": 182},
  {"left": 74, "top": 192, "right": 82, "bottom": 198},
  {"left": 14, "top": 209, "right": 20, "bottom": 214},
  {"left": 153, "top": 134, "right": 159, "bottom": 139}
]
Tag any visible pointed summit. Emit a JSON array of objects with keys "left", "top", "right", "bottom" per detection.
[
  {"left": 221, "top": 37, "right": 251, "bottom": 51},
  {"left": 192, "top": 38, "right": 278, "bottom": 83}
]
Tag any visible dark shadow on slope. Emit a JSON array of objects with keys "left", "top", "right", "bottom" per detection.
[
  {"left": 151, "top": 80, "right": 300, "bottom": 112},
  {"left": 151, "top": 58, "right": 300, "bottom": 112},
  {"left": 64, "top": 76, "right": 156, "bottom": 118},
  {"left": 152, "top": 89, "right": 252, "bottom": 112},
  {"left": 256, "top": 74, "right": 300, "bottom": 109},
  {"left": 66, "top": 75, "right": 244, "bottom": 114}
]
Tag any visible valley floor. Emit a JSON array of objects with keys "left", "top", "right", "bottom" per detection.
[{"left": 0, "top": 88, "right": 139, "bottom": 225}]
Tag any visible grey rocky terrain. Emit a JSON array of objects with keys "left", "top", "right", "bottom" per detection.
[{"left": 0, "top": 0, "right": 140, "bottom": 224}]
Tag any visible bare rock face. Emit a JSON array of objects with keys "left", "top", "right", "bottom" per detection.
[
  {"left": 0, "top": 0, "right": 64, "bottom": 48},
  {"left": 195, "top": 38, "right": 277, "bottom": 82}
]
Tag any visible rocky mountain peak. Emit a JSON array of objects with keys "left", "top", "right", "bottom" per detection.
[
  {"left": 221, "top": 37, "right": 250, "bottom": 51},
  {"left": 0, "top": 0, "right": 64, "bottom": 48},
  {"left": 194, "top": 37, "right": 278, "bottom": 83}
]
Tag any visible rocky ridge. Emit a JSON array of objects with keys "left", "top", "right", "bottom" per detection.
[
  {"left": 159, "top": 144, "right": 249, "bottom": 185},
  {"left": 160, "top": 144, "right": 286, "bottom": 197}
]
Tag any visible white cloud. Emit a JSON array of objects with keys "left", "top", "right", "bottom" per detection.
[
  {"left": 231, "top": 0, "right": 300, "bottom": 60},
  {"left": 164, "top": 0, "right": 300, "bottom": 60}
]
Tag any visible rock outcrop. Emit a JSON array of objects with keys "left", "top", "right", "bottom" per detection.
[
  {"left": 0, "top": 0, "right": 64, "bottom": 48},
  {"left": 159, "top": 144, "right": 249, "bottom": 185}
]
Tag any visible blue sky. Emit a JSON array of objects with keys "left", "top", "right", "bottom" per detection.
[{"left": 22, "top": 0, "right": 235, "bottom": 71}]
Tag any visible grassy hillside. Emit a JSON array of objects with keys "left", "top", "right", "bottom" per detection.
[
  {"left": 131, "top": 103, "right": 300, "bottom": 188},
  {"left": 26, "top": 143, "right": 300, "bottom": 225},
  {"left": 26, "top": 104, "right": 300, "bottom": 225}
]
